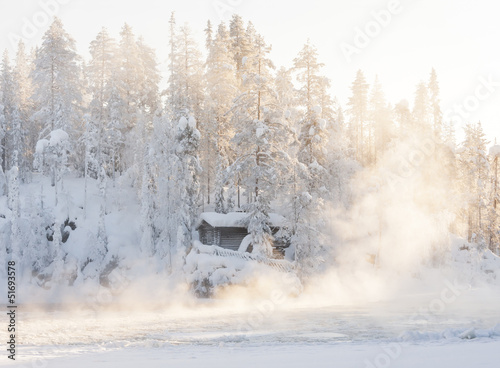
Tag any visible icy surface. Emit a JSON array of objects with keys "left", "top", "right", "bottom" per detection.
[{"left": 9, "top": 294, "right": 500, "bottom": 367}]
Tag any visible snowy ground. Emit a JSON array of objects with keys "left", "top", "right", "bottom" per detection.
[{"left": 3, "top": 287, "right": 500, "bottom": 368}]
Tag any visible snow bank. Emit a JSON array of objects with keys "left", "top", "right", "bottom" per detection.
[{"left": 185, "top": 241, "right": 299, "bottom": 298}]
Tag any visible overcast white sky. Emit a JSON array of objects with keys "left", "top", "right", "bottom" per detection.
[{"left": 1, "top": 0, "right": 499, "bottom": 144}]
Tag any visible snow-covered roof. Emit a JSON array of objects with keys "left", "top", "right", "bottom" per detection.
[{"left": 196, "top": 212, "right": 286, "bottom": 229}]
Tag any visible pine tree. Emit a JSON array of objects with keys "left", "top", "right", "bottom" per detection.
[
  {"left": 7, "top": 162, "right": 21, "bottom": 264},
  {"left": 137, "top": 36, "right": 160, "bottom": 117},
  {"left": 292, "top": 41, "right": 340, "bottom": 277},
  {"left": 96, "top": 167, "right": 108, "bottom": 260},
  {"left": 87, "top": 27, "right": 116, "bottom": 174},
  {"left": 1, "top": 50, "right": 17, "bottom": 172},
  {"left": 428, "top": 68, "right": 443, "bottom": 140},
  {"left": 106, "top": 75, "right": 125, "bottom": 180},
  {"left": 369, "top": 76, "right": 393, "bottom": 164},
  {"left": 166, "top": 13, "right": 179, "bottom": 118},
  {"left": 488, "top": 145, "right": 500, "bottom": 253},
  {"left": 293, "top": 42, "right": 332, "bottom": 190},
  {"left": 394, "top": 99, "right": 413, "bottom": 137},
  {"left": 293, "top": 41, "right": 324, "bottom": 116},
  {"left": 13, "top": 40, "right": 34, "bottom": 179},
  {"left": 229, "top": 14, "right": 251, "bottom": 85},
  {"left": 442, "top": 119, "right": 456, "bottom": 149},
  {"left": 205, "top": 22, "right": 238, "bottom": 212},
  {"left": 275, "top": 66, "right": 297, "bottom": 118},
  {"left": 458, "top": 122, "right": 490, "bottom": 243},
  {"left": 412, "top": 81, "right": 432, "bottom": 133},
  {"left": 116, "top": 23, "right": 142, "bottom": 171},
  {"left": 175, "top": 115, "right": 201, "bottom": 264},
  {"left": 347, "top": 70, "right": 369, "bottom": 164},
  {"left": 177, "top": 24, "right": 204, "bottom": 120},
  {"left": 230, "top": 33, "right": 293, "bottom": 257},
  {"left": 151, "top": 112, "right": 177, "bottom": 267},
  {"left": 31, "top": 18, "right": 82, "bottom": 137},
  {"left": 140, "top": 148, "right": 156, "bottom": 257}
]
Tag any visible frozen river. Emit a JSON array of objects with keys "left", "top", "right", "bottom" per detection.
[{"left": 6, "top": 289, "right": 500, "bottom": 368}]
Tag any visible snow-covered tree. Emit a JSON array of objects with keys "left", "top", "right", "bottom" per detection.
[
  {"left": 487, "top": 145, "right": 500, "bottom": 253},
  {"left": 394, "top": 99, "right": 413, "bottom": 137},
  {"left": 458, "top": 122, "right": 490, "bottom": 243},
  {"left": 204, "top": 21, "right": 238, "bottom": 212},
  {"left": 229, "top": 14, "right": 252, "bottom": 85},
  {"left": 35, "top": 129, "right": 70, "bottom": 206},
  {"left": 1, "top": 50, "right": 18, "bottom": 172},
  {"left": 12, "top": 40, "right": 34, "bottom": 177},
  {"left": 151, "top": 112, "right": 178, "bottom": 267},
  {"left": 31, "top": 18, "right": 82, "bottom": 137},
  {"left": 230, "top": 33, "right": 294, "bottom": 257},
  {"left": 369, "top": 76, "right": 393, "bottom": 164},
  {"left": 293, "top": 42, "right": 331, "bottom": 184},
  {"left": 347, "top": 70, "right": 369, "bottom": 164},
  {"left": 140, "top": 148, "right": 157, "bottom": 257},
  {"left": 136, "top": 36, "right": 161, "bottom": 117},
  {"left": 293, "top": 41, "right": 325, "bottom": 116},
  {"left": 93, "top": 167, "right": 108, "bottom": 270},
  {"left": 428, "top": 68, "right": 443, "bottom": 140},
  {"left": 87, "top": 28, "right": 116, "bottom": 174},
  {"left": 8, "top": 162, "right": 21, "bottom": 264},
  {"left": 116, "top": 23, "right": 141, "bottom": 131},
  {"left": 106, "top": 76, "right": 125, "bottom": 180},
  {"left": 412, "top": 81, "right": 432, "bottom": 133},
  {"left": 175, "top": 115, "right": 201, "bottom": 263}
]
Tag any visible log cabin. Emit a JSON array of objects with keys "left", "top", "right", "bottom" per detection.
[{"left": 195, "top": 212, "right": 290, "bottom": 258}]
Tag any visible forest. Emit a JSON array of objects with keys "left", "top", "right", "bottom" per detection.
[{"left": 0, "top": 14, "right": 499, "bottom": 297}]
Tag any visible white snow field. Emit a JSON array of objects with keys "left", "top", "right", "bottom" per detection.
[{"left": 3, "top": 285, "right": 500, "bottom": 368}]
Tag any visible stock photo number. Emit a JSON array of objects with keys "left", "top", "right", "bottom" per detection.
[{"left": 7, "top": 260, "right": 17, "bottom": 360}]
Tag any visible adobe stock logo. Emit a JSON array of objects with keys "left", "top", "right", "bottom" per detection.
[
  {"left": 212, "top": 0, "right": 244, "bottom": 21},
  {"left": 7, "top": 0, "right": 71, "bottom": 50},
  {"left": 340, "top": 0, "right": 402, "bottom": 63}
]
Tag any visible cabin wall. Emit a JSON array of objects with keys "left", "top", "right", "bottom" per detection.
[
  {"left": 197, "top": 221, "right": 290, "bottom": 256},
  {"left": 219, "top": 228, "right": 248, "bottom": 251}
]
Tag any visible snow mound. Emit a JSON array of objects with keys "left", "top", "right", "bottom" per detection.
[{"left": 185, "top": 241, "right": 299, "bottom": 297}]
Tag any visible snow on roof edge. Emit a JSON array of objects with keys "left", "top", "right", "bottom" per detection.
[{"left": 196, "top": 212, "right": 286, "bottom": 229}]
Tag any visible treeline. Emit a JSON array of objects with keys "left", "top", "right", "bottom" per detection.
[{"left": 0, "top": 14, "right": 498, "bottom": 287}]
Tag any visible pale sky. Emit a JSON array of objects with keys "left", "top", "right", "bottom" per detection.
[{"left": 1, "top": 0, "right": 499, "bottom": 144}]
